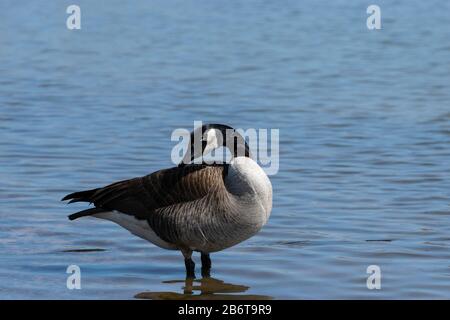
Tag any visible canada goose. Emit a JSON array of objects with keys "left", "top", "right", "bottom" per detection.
[{"left": 62, "top": 124, "right": 272, "bottom": 278}]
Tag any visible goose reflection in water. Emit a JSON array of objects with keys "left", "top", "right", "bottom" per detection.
[{"left": 135, "top": 277, "right": 273, "bottom": 300}]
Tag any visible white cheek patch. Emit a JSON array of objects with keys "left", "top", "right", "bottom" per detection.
[{"left": 203, "top": 129, "right": 219, "bottom": 155}]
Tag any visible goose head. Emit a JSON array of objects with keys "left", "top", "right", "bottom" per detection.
[{"left": 180, "top": 123, "right": 252, "bottom": 166}]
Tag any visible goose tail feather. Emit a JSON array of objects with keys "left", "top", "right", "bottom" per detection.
[
  {"left": 61, "top": 188, "right": 98, "bottom": 202},
  {"left": 68, "top": 207, "right": 105, "bottom": 221}
]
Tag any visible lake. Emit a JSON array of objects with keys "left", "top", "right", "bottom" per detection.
[{"left": 0, "top": 0, "right": 450, "bottom": 299}]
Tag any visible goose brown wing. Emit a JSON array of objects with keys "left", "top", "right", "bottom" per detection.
[{"left": 63, "top": 164, "right": 226, "bottom": 220}]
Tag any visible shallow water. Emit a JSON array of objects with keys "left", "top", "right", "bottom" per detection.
[{"left": 1, "top": 1, "right": 450, "bottom": 299}]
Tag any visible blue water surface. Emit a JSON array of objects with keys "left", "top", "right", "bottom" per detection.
[{"left": 0, "top": 0, "right": 450, "bottom": 299}]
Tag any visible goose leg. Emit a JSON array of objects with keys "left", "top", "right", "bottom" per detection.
[
  {"left": 201, "top": 252, "right": 211, "bottom": 278},
  {"left": 182, "top": 249, "right": 196, "bottom": 279},
  {"left": 183, "top": 278, "right": 194, "bottom": 295}
]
